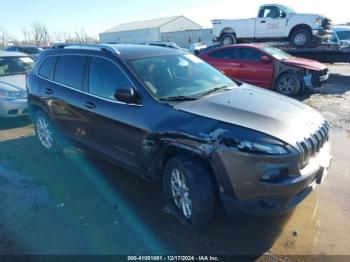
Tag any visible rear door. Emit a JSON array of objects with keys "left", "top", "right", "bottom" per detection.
[
  {"left": 202, "top": 48, "right": 242, "bottom": 79},
  {"left": 45, "top": 54, "right": 91, "bottom": 142}
]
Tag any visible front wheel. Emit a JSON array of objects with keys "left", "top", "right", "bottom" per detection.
[
  {"left": 163, "top": 156, "right": 215, "bottom": 230},
  {"left": 276, "top": 73, "right": 302, "bottom": 96},
  {"left": 290, "top": 29, "right": 311, "bottom": 48}
]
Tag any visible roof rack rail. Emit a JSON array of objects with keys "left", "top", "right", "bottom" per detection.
[{"left": 52, "top": 43, "right": 120, "bottom": 55}]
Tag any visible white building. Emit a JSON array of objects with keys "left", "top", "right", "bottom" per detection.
[{"left": 99, "top": 16, "right": 204, "bottom": 45}]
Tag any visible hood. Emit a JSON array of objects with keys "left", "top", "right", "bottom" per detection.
[
  {"left": 291, "top": 13, "right": 325, "bottom": 19},
  {"left": 0, "top": 75, "right": 26, "bottom": 92},
  {"left": 173, "top": 84, "right": 325, "bottom": 147},
  {"left": 283, "top": 57, "right": 327, "bottom": 71}
]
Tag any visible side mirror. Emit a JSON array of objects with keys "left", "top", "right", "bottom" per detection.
[
  {"left": 259, "top": 55, "right": 271, "bottom": 63},
  {"left": 114, "top": 87, "right": 140, "bottom": 104}
]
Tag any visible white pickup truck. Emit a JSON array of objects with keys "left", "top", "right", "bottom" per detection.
[{"left": 212, "top": 4, "right": 332, "bottom": 48}]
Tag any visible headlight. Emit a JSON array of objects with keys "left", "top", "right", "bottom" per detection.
[
  {"left": 315, "top": 17, "right": 323, "bottom": 27},
  {"left": 238, "top": 141, "right": 289, "bottom": 155},
  {"left": 0, "top": 90, "right": 27, "bottom": 100}
]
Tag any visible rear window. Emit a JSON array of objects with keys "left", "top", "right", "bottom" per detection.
[
  {"left": 54, "top": 55, "right": 87, "bottom": 90},
  {"left": 38, "top": 56, "right": 57, "bottom": 80},
  {"left": 0, "top": 56, "right": 34, "bottom": 77},
  {"left": 21, "top": 47, "right": 43, "bottom": 54}
]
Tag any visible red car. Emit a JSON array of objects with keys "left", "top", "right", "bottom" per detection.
[{"left": 199, "top": 44, "right": 329, "bottom": 96}]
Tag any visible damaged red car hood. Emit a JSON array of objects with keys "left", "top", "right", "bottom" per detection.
[
  {"left": 174, "top": 84, "right": 325, "bottom": 147},
  {"left": 282, "top": 57, "right": 327, "bottom": 71}
]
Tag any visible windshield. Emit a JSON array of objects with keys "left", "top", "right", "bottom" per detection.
[
  {"left": 22, "top": 47, "right": 43, "bottom": 54},
  {"left": 261, "top": 46, "right": 293, "bottom": 60},
  {"left": 336, "top": 31, "right": 350, "bottom": 40},
  {"left": 0, "top": 56, "right": 35, "bottom": 77},
  {"left": 128, "top": 53, "right": 235, "bottom": 100},
  {"left": 280, "top": 5, "right": 296, "bottom": 13}
]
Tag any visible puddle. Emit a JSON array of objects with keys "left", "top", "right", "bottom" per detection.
[{"left": 269, "top": 129, "right": 350, "bottom": 255}]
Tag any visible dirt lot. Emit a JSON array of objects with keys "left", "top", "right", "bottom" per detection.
[{"left": 0, "top": 64, "right": 349, "bottom": 259}]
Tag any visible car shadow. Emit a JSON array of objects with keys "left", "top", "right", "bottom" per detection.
[
  {"left": 0, "top": 117, "right": 31, "bottom": 131},
  {"left": 0, "top": 135, "right": 293, "bottom": 256}
]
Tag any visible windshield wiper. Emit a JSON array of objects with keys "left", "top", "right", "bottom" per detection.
[
  {"left": 197, "top": 85, "right": 232, "bottom": 98},
  {"left": 159, "top": 95, "right": 198, "bottom": 101}
]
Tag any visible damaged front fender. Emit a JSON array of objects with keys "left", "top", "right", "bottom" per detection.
[{"left": 142, "top": 128, "right": 231, "bottom": 180}]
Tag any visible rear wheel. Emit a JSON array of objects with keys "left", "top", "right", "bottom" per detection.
[
  {"left": 276, "top": 73, "right": 301, "bottom": 96},
  {"left": 34, "top": 111, "right": 59, "bottom": 153},
  {"left": 221, "top": 34, "right": 237, "bottom": 46},
  {"left": 163, "top": 156, "right": 215, "bottom": 230}
]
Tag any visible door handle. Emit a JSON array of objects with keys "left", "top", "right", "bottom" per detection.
[
  {"left": 261, "top": 20, "right": 266, "bottom": 23},
  {"left": 83, "top": 101, "right": 96, "bottom": 109},
  {"left": 44, "top": 88, "right": 53, "bottom": 95}
]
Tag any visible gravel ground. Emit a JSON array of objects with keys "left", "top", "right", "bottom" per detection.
[
  {"left": 301, "top": 64, "right": 350, "bottom": 131},
  {"left": 0, "top": 63, "right": 349, "bottom": 259}
]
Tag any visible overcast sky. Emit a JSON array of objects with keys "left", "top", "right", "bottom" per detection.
[{"left": 1, "top": 0, "right": 348, "bottom": 40}]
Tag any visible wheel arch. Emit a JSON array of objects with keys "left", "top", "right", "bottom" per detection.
[
  {"left": 289, "top": 24, "right": 312, "bottom": 39},
  {"left": 220, "top": 28, "right": 236, "bottom": 38},
  {"left": 151, "top": 143, "right": 220, "bottom": 191}
]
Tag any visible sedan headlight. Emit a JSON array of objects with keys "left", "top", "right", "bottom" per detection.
[
  {"left": 0, "top": 90, "right": 27, "bottom": 100},
  {"left": 238, "top": 141, "right": 288, "bottom": 155}
]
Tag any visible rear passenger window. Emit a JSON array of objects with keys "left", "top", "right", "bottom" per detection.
[
  {"left": 209, "top": 48, "right": 236, "bottom": 60},
  {"left": 54, "top": 55, "right": 87, "bottom": 90},
  {"left": 88, "top": 57, "right": 131, "bottom": 100},
  {"left": 38, "top": 56, "right": 57, "bottom": 80}
]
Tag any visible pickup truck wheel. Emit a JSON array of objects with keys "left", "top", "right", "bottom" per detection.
[
  {"left": 290, "top": 29, "right": 311, "bottom": 48},
  {"left": 163, "top": 156, "right": 215, "bottom": 230},
  {"left": 276, "top": 73, "right": 301, "bottom": 96},
  {"left": 221, "top": 34, "right": 236, "bottom": 46}
]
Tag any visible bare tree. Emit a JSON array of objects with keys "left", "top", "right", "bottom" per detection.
[
  {"left": 0, "top": 28, "right": 16, "bottom": 48},
  {"left": 75, "top": 29, "right": 89, "bottom": 43},
  {"left": 0, "top": 29, "right": 6, "bottom": 48},
  {"left": 22, "top": 26, "right": 32, "bottom": 44},
  {"left": 31, "top": 22, "right": 49, "bottom": 46}
]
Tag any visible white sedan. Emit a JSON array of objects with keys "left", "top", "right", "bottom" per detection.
[{"left": 0, "top": 51, "right": 35, "bottom": 118}]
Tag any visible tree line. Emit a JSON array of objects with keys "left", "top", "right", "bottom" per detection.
[{"left": 1, "top": 22, "right": 98, "bottom": 48}]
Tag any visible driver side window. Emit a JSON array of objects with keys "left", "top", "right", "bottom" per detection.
[
  {"left": 259, "top": 6, "right": 286, "bottom": 19},
  {"left": 88, "top": 57, "right": 131, "bottom": 100}
]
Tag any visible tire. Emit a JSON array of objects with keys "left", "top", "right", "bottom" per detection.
[
  {"left": 163, "top": 156, "right": 215, "bottom": 230},
  {"left": 221, "top": 33, "right": 236, "bottom": 46},
  {"left": 290, "top": 29, "right": 311, "bottom": 48},
  {"left": 276, "top": 73, "right": 302, "bottom": 96},
  {"left": 34, "top": 111, "right": 59, "bottom": 153}
]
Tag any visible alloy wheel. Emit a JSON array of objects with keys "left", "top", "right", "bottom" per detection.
[
  {"left": 36, "top": 116, "right": 53, "bottom": 149},
  {"left": 170, "top": 168, "right": 192, "bottom": 219},
  {"left": 279, "top": 77, "right": 297, "bottom": 95}
]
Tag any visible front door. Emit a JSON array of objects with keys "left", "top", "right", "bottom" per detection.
[
  {"left": 83, "top": 56, "right": 145, "bottom": 171},
  {"left": 255, "top": 6, "right": 288, "bottom": 38},
  {"left": 232, "top": 47, "right": 274, "bottom": 88}
]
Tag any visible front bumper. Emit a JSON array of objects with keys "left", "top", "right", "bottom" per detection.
[
  {"left": 214, "top": 141, "right": 332, "bottom": 216},
  {"left": 312, "top": 29, "right": 333, "bottom": 38},
  {"left": 0, "top": 99, "right": 28, "bottom": 118},
  {"left": 303, "top": 69, "right": 329, "bottom": 88}
]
